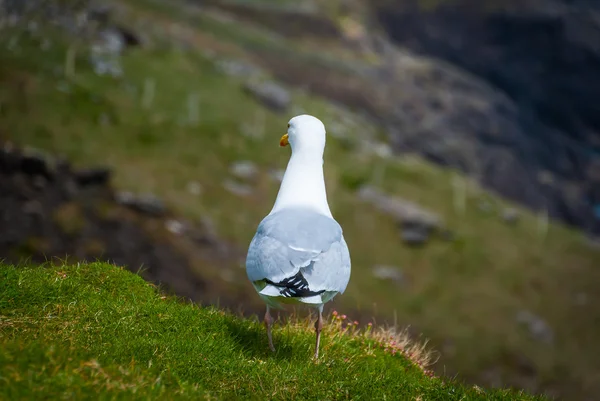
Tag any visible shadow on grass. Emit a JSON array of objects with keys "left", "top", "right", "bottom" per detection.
[{"left": 223, "top": 317, "right": 296, "bottom": 360}]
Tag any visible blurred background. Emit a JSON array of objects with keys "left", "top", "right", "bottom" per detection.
[{"left": 1, "top": 0, "right": 599, "bottom": 399}]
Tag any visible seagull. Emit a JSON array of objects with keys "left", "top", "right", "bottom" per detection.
[{"left": 246, "top": 114, "right": 351, "bottom": 359}]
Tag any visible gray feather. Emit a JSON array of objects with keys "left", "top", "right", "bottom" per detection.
[{"left": 246, "top": 207, "right": 351, "bottom": 295}]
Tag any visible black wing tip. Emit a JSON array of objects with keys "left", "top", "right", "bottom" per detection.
[{"left": 265, "top": 271, "right": 325, "bottom": 298}]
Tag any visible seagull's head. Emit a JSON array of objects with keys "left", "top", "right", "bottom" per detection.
[{"left": 280, "top": 114, "right": 326, "bottom": 155}]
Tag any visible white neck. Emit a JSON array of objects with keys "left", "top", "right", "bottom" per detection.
[{"left": 269, "top": 152, "right": 332, "bottom": 218}]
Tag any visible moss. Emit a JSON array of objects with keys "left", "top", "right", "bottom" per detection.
[{"left": 0, "top": 262, "right": 545, "bottom": 400}]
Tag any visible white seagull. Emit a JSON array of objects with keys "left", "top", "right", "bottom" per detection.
[{"left": 246, "top": 114, "right": 351, "bottom": 358}]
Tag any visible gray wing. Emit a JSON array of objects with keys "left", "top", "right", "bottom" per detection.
[{"left": 246, "top": 208, "right": 351, "bottom": 296}]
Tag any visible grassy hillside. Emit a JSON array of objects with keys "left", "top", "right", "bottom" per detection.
[
  {"left": 0, "top": 262, "right": 543, "bottom": 400},
  {"left": 1, "top": 0, "right": 600, "bottom": 399}
]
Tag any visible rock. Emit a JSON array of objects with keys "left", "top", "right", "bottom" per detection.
[
  {"left": 10, "top": 173, "right": 35, "bottom": 200},
  {"left": 89, "top": 26, "right": 138, "bottom": 78},
  {"left": 114, "top": 25, "right": 142, "bottom": 48},
  {"left": 216, "top": 59, "right": 261, "bottom": 78},
  {"left": 73, "top": 167, "right": 111, "bottom": 187},
  {"left": 87, "top": 4, "right": 112, "bottom": 25},
  {"left": 516, "top": 310, "right": 554, "bottom": 344},
  {"left": 20, "top": 150, "right": 53, "bottom": 180},
  {"left": 502, "top": 208, "right": 519, "bottom": 225},
  {"left": 61, "top": 179, "right": 78, "bottom": 198},
  {"left": 165, "top": 219, "right": 185, "bottom": 235},
  {"left": 357, "top": 186, "right": 442, "bottom": 231},
  {"left": 96, "top": 26, "right": 140, "bottom": 53},
  {"left": 0, "top": 142, "right": 21, "bottom": 173},
  {"left": 22, "top": 200, "right": 43, "bottom": 216},
  {"left": 371, "top": 142, "right": 393, "bottom": 159},
  {"left": 115, "top": 191, "right": 136, "bottom": 205},
  {"left": 54, "top": 158, "right": 71, "bottom": 175},
  {"left": 243, "top": 80, "right": 291, "bottom": 113},
  {"left": 401, "top": 222, "right": 430, "bottom": 246},
  {"left": 186, "top": 181, "right": 202, "bottom": 196},
  {"left": 269, "top": 169, "right": 285, "bottom": 183},
  {"left": 372, "top": 265, "right": 405, "bottom": 284},
  {"left": 47, "top": 159, "right": 78, "bottom": 198},
  {"left": 115, "top": 192, "right": 165, "bottom": 216},
  {"left": 133, "top": 193, "right": 165, "bottom": 216},
  {"left": 90, "top": 56, "right": 122, "bottom": 78},
  {"left": 32, "top": 176, "right": 46, "bottom": 190},
  {"left": 223, "top": 180, "right": 253, "bottom": 197},
  {"left": 230, "top": 160, "right": 258, "bottom": 181}
]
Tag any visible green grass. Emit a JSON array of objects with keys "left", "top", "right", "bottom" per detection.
[
  {"left": 1, "top": 1, "right": 600, "bottom": 399},
  {"left": 0, "top": 262, "right": 543, "bottom": 400}
]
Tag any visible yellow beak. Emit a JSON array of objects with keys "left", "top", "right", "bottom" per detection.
[{"left": 279, "top": 133, "right": 289, "bottom": 147}]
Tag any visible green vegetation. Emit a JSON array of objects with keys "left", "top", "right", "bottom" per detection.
[
  {"left": 1, "top": 0, "right": 599, "bottom": 398},
  {"left": 0, "top": 262, "right": 543, "bottom": 400}
]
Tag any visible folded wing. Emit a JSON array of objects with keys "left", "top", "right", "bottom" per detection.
[{"left": 246, "top": 208, "right": 351, "bottom": 301}]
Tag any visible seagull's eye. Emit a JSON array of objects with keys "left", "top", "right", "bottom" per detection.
[{"left": 287, "top": 123, "right": 290, "bottom": 128}]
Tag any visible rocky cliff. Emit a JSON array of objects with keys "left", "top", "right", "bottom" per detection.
[{"left": 373, "top": 0, "right": 600, "bottom": 234}]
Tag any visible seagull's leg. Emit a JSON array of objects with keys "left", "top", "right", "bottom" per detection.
[
  {"left": 314, "top": 304, "right": 324, "bottom": 359},
  {"left": 264, "top": 305, "right": 276, "bottom": 352}
]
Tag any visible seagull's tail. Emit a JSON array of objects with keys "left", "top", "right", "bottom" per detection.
[
  {"left": 259, "top": 284, "right": 323, "bottom": 304},
  {"left": 259, "top": 284, "right": 282, "bottom": 297},
  {"left": 298, "top": 295, "right": 323, "bottom": 304}
]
